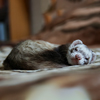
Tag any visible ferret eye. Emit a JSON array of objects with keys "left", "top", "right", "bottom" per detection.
[
  {"left": 71, "top": 48, "right": 74, "bottom": 53},
  {"left": 71, "top": 49, "right": 73, "bottom": 53},
  {"left": 75, "top": 47, "right": 78, "bottom": 51},
  {"left": 85, "top": 58, "right": 89, "bottom": 60}
]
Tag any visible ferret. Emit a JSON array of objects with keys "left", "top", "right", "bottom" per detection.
[{"left": 3, "top": 39, "right": 96, "bottom": 70}]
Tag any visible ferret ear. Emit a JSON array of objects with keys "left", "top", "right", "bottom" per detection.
[
  {"left": 91, "top": 52, "right": 96, "bottom": 62},
  {"left": 71, "top": 40, "right": 83, "bottom": 47}
]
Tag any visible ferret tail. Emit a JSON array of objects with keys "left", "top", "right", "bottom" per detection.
[{"left": 3, "top": 59, "right": 12, "bottom": 70}]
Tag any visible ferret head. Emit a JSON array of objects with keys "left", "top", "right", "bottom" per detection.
[{"left": 67, "top": 40, "right": 96, "bottom": 65}]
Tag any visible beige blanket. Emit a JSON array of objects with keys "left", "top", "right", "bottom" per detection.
[{"left": 0, "top": 47, "right": 100, "bottom": 100}]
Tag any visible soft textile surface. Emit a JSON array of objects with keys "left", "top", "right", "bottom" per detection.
[{"left": 0, "top": 47, "right": 100, "bottom": 100}]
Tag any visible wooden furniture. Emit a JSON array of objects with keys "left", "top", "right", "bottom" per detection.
[
  {"left": 8, "top": 0, "right": 57, "bottom": 41},
  {"left": 8, "top": 0, "right": 30, "bottom": 42}
]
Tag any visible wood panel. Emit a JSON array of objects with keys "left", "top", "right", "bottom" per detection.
[
  {"left": 9, "top": 0, "right": 30, "bottom": 42},
  {"left": 0, "top": 0, "right": 3, "bottom": 8}
]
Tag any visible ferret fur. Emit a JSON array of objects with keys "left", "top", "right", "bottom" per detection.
[{"left": 3, "top": 40, "right": 96, "bottom": 70}]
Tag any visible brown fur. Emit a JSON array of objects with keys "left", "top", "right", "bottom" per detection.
[{"left": 3, "top": 40, "right": 70, "bottom": 70}]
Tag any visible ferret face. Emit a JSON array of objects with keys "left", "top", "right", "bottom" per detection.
[{"left": 67, "top": 40, "right": 96, "bottom": 65}]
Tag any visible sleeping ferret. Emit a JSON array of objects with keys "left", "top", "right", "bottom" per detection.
[{"left": 3, "top": 39, "right": 96, "bottom": 70}]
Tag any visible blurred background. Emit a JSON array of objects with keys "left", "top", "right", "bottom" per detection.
[
  {"left": 0, "top": 0, "right": 100, "bottom": 46},
  {"left": 1, "top": 1, "right": 100, "bottom": 100}
]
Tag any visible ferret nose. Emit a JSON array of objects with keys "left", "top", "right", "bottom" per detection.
[{"left": 75, "top": 54, "right": 81, "bottom": 60}]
